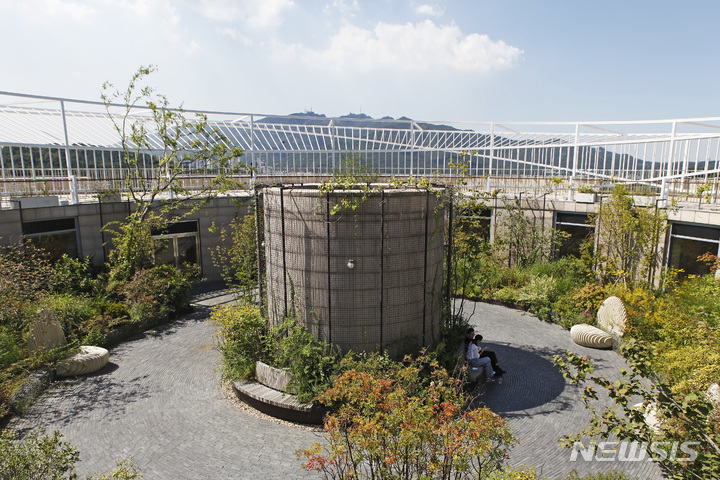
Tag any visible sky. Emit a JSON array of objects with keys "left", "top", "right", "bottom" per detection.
[{"left": 1, "top": 0, "right": 720, "bottom": 124}]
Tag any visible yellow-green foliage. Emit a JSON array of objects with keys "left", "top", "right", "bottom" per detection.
[
  {"left": 211, "top": 304, "right": 267, "bottom": 380},
  {"left": 619, "top": 275, "right": 720, "bottom": 394}
]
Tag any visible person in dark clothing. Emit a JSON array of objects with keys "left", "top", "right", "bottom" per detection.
[{"left": 471, "top": 331, "right": 505, "bottom": 376}]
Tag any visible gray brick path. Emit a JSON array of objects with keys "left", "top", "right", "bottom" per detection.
[
  {"left": 9, "top": 293, "right": 665, "bottom": 479},
  {"left": 9, "top": 290, "right": 321, "bottom": 479},
  {"left": 465, "top": 300, "right": 664, "bottom": 479}
]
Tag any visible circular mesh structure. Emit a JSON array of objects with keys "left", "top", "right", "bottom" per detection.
[{"left": 263, "top": 186, "right": 445, "bottom": 357}]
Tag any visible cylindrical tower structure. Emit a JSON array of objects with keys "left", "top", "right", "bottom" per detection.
[{"left": 263, "top": 186, "right": 445, "bottom": 357}]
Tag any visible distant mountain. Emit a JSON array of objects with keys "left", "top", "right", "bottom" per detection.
[{"left": 256, "top": 112, "right": 460, "bottom": 131}]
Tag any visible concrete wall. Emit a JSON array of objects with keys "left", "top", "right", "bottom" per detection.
[{"left": 0, "top": 194, "right": 254, "bottom": 281}]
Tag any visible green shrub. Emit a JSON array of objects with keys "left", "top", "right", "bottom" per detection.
[
  {"left": 0, "top": 327, "right": 24, "bottom": 367},
  {"left": 494, "top": 285, "right": 521, "bottom": 304},
  {"left": 211, "top": 304, "right": 268, "bottom": 380},
  {"left": 122, "top": 264, "right": 196, "bottom": 324},
  {"left": 271, "top": 318, "right": 340, "bottom": 403},
  {"left": 500, "top": 265, "right": 531, "bottom": 288},
  {"left": 34, "top": 294, "right": 100, "bottom": 340},
  {"left": 517, "top": 275, "right": 558, "bottom": 318},
  {"left": 551, "top": 282, "right": 611, "bottom": 328},
  {"left": 101, "top": 301, "right": 130, "bottom": 321},
  {"left": 47, "top": 254, "right": 97, "bottom": 296},
  {"left": 0, "top": 428, "right": 79, "bottom": 479},
  {"left": 82, "top": 329, "right": 109, "bottom": 348},
  {"left": 0, "top": 429, "right": 143, "bottom": 480},
  {"left": 0, "top": 240, "right": 52, "bottom": 304},
  {"left": 212, "top": 304, "right": 340, "bottom": 403}
]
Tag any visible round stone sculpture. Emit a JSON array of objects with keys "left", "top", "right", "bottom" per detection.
[
  {"left": 597, "top": 296, "right": 628, "bottom": 337},
  {"left": 56, "top": 346, "right": 110, "bottom": 377},
  {"left": 707, "top": 383, "right": 720, "bottom": 418},
  {"left": 633, "top": 402, "right": 661, "bottom": 434},
  {"left": 570, "top": 324, "right": 613, "bottom": 349}
]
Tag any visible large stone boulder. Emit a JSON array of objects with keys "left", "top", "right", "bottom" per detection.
[
  {"left": 570, "top": 324, "right": 613, "bottom": 349},
  {"left": 597, "top": 296, "right": 628, "bottom": 337},
  {"left": 28, "top": 309, "right": 67, "bottom": 353}
]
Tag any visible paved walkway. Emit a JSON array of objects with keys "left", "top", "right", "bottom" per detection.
[
  {"left": 9, "top": 293, "right": 664, "bottom": 479},
  {"left": 464, "top": 300, "right": 663, "bottom": 479}
]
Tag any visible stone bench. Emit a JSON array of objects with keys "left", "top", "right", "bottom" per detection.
[{"left": 231, "top": 361, "right": 327, "bottom": 425}]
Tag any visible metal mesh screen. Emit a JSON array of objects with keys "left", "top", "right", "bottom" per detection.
[{"left": 263, "top": 186, "right": 445, "bottom": 357}]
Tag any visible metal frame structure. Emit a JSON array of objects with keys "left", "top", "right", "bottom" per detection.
[{"left": 2, "top": 91, "right": 720, "bottom": 202}]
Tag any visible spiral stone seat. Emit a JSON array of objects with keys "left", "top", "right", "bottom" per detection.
[
  {"left": 570, "top": 324, "right": 613, "bottom": 349},
  {"left": 56, "top": 346, "right": 110, "bottom": 377}
]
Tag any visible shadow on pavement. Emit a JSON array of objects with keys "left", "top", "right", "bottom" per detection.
[{"left": 471, "top": 342, "right": 569, "bottom": 415}]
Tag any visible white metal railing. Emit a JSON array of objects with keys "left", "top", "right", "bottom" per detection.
[{"left": 2, "top": 91, "right": 720, "bottom": 203}]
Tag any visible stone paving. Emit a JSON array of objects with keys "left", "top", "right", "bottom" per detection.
[
  {"left": 465, "top": 300, "right": 664, "bottom": 479},
  {"left": 8, "top": 291, "right": 665, "bottom": 479}
]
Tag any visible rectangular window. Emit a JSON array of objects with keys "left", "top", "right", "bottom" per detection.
[
  {"left": 151, "top": 220, "right": 201, "bottom": 272},
  {"left": 456, "top": 204, "right": 492, "bottom": 244},
  {"left": 667, "top": 222, "right": 720, "bottom": 276},
  {"left": 555, "top": 212, "right": 593, "bottom": 258},
  {"left": 23, "top": 217, "right": 79, "bottom": 261}
]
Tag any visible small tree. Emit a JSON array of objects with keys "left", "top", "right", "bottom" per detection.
[
  {"left": 101, "top": 65, "right": 247, "bottom": 223},
  {"left": 494, "top": 197, "right": 568, "bottom": 268},
  {"left": 101, "top": 66, "right": 247, "bottom": 283},
  {"left": 211, "top": 212, "right": 259, "bottom": 301},
  {"left": 592, "top": 185, "right": 667, "bottom": 287}
]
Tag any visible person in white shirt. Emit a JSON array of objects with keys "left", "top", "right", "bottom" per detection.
[{"left": 466, "top": 334, "right": 495, "bottom": 381}]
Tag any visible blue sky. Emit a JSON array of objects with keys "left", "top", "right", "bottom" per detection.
[{"left": 1, "top": 0, "right": 718, "bottom": 123}]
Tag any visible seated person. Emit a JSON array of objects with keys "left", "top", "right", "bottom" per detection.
[
  {"left": 467, "top": 334, "right": 495, "bottom": 381},
  {"left": 475, "top": 334, "right": 506, "bottom": 376},
  {"left": 458, "top": 327, "right": 476, "bottom": 356}
]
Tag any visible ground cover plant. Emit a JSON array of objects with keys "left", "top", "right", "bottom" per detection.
[{"left": 0, "top": 428, "right": 142, "bottom": 479}]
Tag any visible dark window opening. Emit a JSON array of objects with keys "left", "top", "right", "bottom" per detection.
[
  {"left": 667, "top": 223, "right": 720, "bottom": 277},
  {"left": 456, "top": 205, "right": 491, "bottom": 244},
  {"left": 152, "top": 220, "right": 201, "bottom": 272},
  {"left": 555, "top": 212, "right": 593, "bottom": 258},
  {"left": 22, "top": 218, "right": 79, "bottom": 261}
]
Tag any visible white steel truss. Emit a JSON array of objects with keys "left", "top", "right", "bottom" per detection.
[{"left": 2, "top": 91, "right": 720, "bottom": 201}]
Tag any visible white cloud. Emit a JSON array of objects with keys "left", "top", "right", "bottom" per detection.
[
  {"left": 0, "top": 0, "right": 97, "bottom": 23},
  {"left": 187, "top": 40, "right": 202, "bottom": 55},
  {"left": 195, "top": 0, "right": 294, "bottom": 26},
  {"left": 323, "top": 0, "right": 359, "bottom": 17},
  {"left": 281, "top": 20, "right": 522, "bottom": 74},
  {"left": 416, "top": 4, "right": 444, "bottom": 17},
  {"left": 216, "top": 26, "right": 253, "bottom": 45}
]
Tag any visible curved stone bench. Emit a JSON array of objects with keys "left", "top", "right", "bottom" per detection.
[
  {"left": 232, "top": 380, "right": 327, "bottom": 425},
  {"left": 570, "top": 324, "right": 613, "bottom": 349},
  {"left": 56, "top": 346, "right": 110, "bottom": 377}
]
